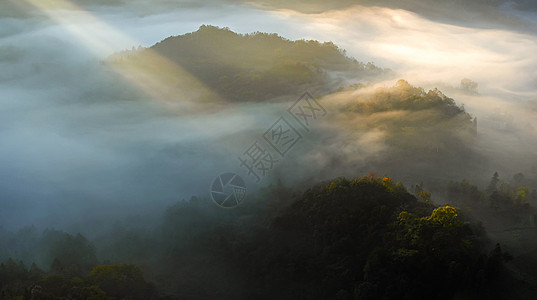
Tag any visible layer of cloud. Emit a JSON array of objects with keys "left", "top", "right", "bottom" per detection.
[{"left": 0, "top": 0, "right": 536, "bottom": 231}]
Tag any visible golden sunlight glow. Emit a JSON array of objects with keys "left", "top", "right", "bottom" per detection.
[
  {"left": 271, "top": 5, "right": 536, "bottom": 86},
  {"left": 16, "top": 0, "right": 222, "bottom": 107}
]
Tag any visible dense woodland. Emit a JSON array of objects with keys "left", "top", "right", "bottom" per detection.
[
  {"left": 109, "top": 25, "right": 388, "bottom": 102},
  {"left": 338, "top": 79, "right": 477, "bottom": 157},
  {"left": 2, "top": 25, "right": 537, "bottom": 299},
  {"left": 2, "top": 172, "right": 537, "bottom": 299},
  {"left": 302, "top": 79, "right": 484, "bottom": 185}
]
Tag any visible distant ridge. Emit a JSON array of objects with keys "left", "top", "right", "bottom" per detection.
[{"left": 109, "top": 25, "right": 388, "bottom": 102}]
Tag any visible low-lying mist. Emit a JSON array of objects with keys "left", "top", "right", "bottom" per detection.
[
  {"left": 0, "top": 0, "right": 536, "bottom": 243},
  {"left": 2, "top": 1, "right": 537, "bottom": 299}
]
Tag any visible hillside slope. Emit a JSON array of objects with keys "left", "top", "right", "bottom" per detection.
[{"left": 109, "top": 25, "right": 388, "bottom": 102}]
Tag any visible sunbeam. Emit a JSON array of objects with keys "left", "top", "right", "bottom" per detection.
[{"left": 17, "top": 0, "right": 223, "bottom": 109}]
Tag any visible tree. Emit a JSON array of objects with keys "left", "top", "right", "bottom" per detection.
[
  {"left": 498, "top": 182, "right": 514, "bottom": 205},
  {"left": 429, "top": 206, "right": 460, "bottom": 228},
  {"left": 489, "top": 191, "right": 501, "bottom": 209},
  {"left": 460, "top": 78, "right": 478, "bottom": 94},
  {"left": 515, "top": 186, "right": 530, "bottom": 207},
  {"left": 513, "top": 172, "right": 525, "bottom": 184},
  {"left": 43, "top": 231, "right": 97, "bottom": 278},
  {"left": 446, "top": 180, "right": 484, "bottom": 205},
  {"left": 486, "top": 172, "right": 500, "bottom": 196},
  {"left": 89, "top": 264, "right": 155, "bottom": 300},
  {"left": 418, "top": 190, "right": 433, "bottom": 205}
]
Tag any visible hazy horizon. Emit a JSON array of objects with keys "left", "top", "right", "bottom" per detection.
[{"left": 1, "top": 0, "right": 536, "bottom": 233}]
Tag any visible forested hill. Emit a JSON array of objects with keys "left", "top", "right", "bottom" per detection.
[
  {"left": 339, "top": 80, "right": 477, "bottom": 158},
  {"left": 0, "top": 175, "right": 524, "bottom": 299},
  {"left": 311, "top": 80, "right": 480, "bottom": 181},
  {"left": 108, "top": 25, "right": 388, "bottom": 102}
]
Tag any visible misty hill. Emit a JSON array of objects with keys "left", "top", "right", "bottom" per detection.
[
  {"left": 260, "top": 176, "right": 514, "bottom": 299},
  {"left": 343, "top": 80, "right": 476, "bottom": 154},
  {"left": 109, "top": 25, "right": 387, "bottom": 102},
  {"left": 315, "top": 80, "right": 480, "bottom": 182}
]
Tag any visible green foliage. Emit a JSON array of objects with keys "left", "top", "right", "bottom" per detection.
[
  {"left": 382, "top": 176, "right": 394, "bottom": 192},
  {"left": 485, "top": 172, "right": 530, "bottom": 210},
  {"left": 0, "top": 174, "right": 527, "bottom": 299},
  {"left": 487, "top": 172, "right": 500, "bottom": 195},
  {"left": 0, "top": 258, "right": 156, "bottom": 299},
  {"left": 90, "top": 264, "right": 155, "bottom": 300},
  {"left": 344, "top": 80, "right": 465, "bottom": 116},
  {"left": 428, "top": 206, "right": 460, "bottom": 227},
  {"left": 32, "top": 273, "right": 115, "bottom": 299},
  {"left": 515, "top": 186, "right": 530, "bottom": 206},
  {"left": 338, "top": 80, "right": 476, "bottom": 166},
  {"left": 418, "top": 190, "right": 433, "bottom": 205},
  {"left": 447, "top": 179, "right": 485, "bottom": 205},
  {"left": 259, "top": 176, "right": 509, "bottom": 299},
  {"left": 110, "top": 25, "right": 388, "bottom": 102},
  {"left": 37, "top": 230, "right": 99, "bottom": 279}
]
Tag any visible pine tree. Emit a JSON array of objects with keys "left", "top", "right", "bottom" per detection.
[{"left": 486, "top": 172, "right": 499, "bottom": 196}]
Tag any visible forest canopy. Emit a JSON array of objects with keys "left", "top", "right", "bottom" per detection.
[
  {"left": 108, "top": 25, "right": 388, "bottom": 102},
  {"left": 0, "top": 175, "right": 519, "bottom": 299}
]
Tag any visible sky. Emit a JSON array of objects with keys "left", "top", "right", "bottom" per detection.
[{"left": 0, "top": 0, "right": 536, "bottom": 231}]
